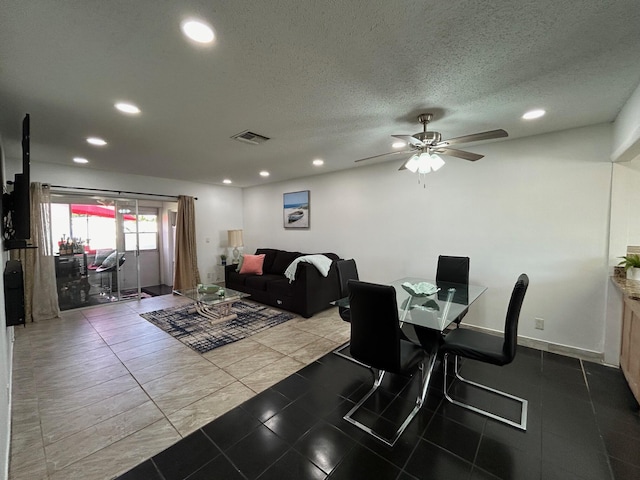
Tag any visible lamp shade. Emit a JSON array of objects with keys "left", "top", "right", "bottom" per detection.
[{"left": 228, "top": 229, "right": 243, "bottom": 247}]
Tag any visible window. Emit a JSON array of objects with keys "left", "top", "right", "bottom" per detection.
[
  {"left": 124, "top": 211, "right": 158, "bottom": 251},
  {"left": 51, "top": 199, "right": 159, "bottom": 253}
]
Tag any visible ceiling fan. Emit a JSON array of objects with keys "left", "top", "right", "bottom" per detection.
[{"left": 354, "top": 113, "right": 508, "bottom": 175}]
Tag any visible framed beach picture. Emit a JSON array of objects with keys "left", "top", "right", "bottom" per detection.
[{"left": 283, "top": 190, "right": 310, "bottom": 229}]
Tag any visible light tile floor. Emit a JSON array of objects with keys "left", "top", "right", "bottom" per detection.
[{"left": 8, "top": 294, "right": 350, "bottom": 480}]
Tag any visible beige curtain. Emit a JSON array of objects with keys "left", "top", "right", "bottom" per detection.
[
  {"left": 11, "top": 183, "right": 60, "bottom": 321},
  {"left": 173, "top": 195, "right": 200, "bottom": 290}
]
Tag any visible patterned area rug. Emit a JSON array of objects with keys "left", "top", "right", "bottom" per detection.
[{"left": 140, "top": 300, "right": 295, "bottom": 354}]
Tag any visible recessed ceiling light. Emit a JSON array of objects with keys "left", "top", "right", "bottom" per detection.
[
  {"left": 522, "top": 109, "right": 545, "bottom": 120},
  {"left": 312, "top": 159, "right": 324, "bottom": 166},
  {"left": 392, "top": 141, "right": 406, "bottom": 149},
  {"left": 181, "top": 19, "right": 215, "bottom": 44},
  {"left": 259, "top": 171, "right": 270, "bottom": 177},
  {"left": 223, "top": 179, "right": 232, "bottom": 184},
  {"left": 86, "top": 137, "right": 107, "bottom": 146},
  {"left": 73, "top": 157, "right": 89, "bottom": 164},
  {"left": 115, "top": 102, "right": 141, "bottom": 115}
]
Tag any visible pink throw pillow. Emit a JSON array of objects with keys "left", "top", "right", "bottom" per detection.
[{"left": 239, "top": 254, "right": 265, "bottom": 275}]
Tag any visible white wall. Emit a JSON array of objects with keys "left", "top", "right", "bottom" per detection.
[
  {"left": 612, "top": 81, "right": 640, "bottom": 163},
  {"left": 0, "top": 268, "right": 12, "bottom": 480},
  {"left": 244, "top": 124, "right": 613, "bottom": 354},
  {"left": 2, "top": 160, "right": 244, "bottom": 286}
]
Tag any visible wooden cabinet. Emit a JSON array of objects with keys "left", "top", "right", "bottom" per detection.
[{"left": 621, "top": 296, "right": 640, "bottom": 403}]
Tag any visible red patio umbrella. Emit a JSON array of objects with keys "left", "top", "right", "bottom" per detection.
[{"left": 71, "top": 204, "right": 136, "bottom": 221}]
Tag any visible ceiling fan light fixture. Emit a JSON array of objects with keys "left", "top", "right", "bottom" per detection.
[
  {"left": 392, "top": 141, "right": 406, "bottom": 149},
  {"left": 417, "top": 152, "right": 432, "bottom": 174},
  {"left": 404, "top": 154, "right": 420, "bottom": 173},
  {"left": 429, "top": 153, "right": 445, "bottom": 172},
  {"left": 408, "top": 151, "right": 444, "bottom": 174}
]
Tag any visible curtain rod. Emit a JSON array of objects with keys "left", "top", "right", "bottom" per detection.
[{"left": 48, "top": 184, "right": 197, "bottom": 200}]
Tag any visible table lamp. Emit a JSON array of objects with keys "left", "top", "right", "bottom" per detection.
[{"left": 227, "top": 229, "right": 244, "bottom": 264}]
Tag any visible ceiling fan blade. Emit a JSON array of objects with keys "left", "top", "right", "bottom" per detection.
[
  {"left": 391, "top": 134, "right": 424, "bottom": 148},
  {"left": 434, "top": 147, "right": 484, "bottom": 162},
  {"left": 354, "top": 149, "right": 412, "bottom": 163},
  {"left": 437, "top": 129, "right": 508, "bottom": 146}
]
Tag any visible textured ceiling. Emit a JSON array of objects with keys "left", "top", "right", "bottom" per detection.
[{"left": 1, "top": 1, "right": 639, "bottom": 187}]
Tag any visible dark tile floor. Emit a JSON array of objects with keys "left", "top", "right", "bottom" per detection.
[{"left": 116, "top": 346, "right": 640, "bottom": 480}]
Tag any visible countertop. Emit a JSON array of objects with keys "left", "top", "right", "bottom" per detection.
[{"left": 610, "top": 275, "right": 640, "bottom": 300}]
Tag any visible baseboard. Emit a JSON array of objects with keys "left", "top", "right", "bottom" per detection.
[{"left": 458, "top": 323, "right": 607, "bottom": 365}]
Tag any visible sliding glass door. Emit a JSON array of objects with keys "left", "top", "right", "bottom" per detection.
[
  {"left": 115, "top": 198, "right": 140, "bottom": 300},
  {"left": 50, "top": 194, "right": 166, "bottom": 309}
]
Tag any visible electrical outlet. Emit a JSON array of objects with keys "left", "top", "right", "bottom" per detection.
[{"left": 535, "top": 317, "right": 544, "bottom": 330}]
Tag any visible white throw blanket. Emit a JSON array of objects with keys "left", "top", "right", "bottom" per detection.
[{"left": 284, "top": 254, "right": 333, "bottom": 282}]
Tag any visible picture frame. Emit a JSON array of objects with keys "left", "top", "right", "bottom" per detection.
[{"left": 283, "top": 190, "right": 310, "bottom": 229}]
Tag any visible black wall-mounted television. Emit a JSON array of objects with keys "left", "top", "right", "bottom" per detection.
[{"left": 2, "top": 114, "right": 31, "bottom": 249}]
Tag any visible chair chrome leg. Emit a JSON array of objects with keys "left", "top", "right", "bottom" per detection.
[
  {"left": 443, "top": 354, "right": 528, "bottom": 431},
  {"left": 332, "top": 342, "right": 370, "bottom": 368},
  {"left": 343, "top": 355, "right": 435, "bottom": 447}
]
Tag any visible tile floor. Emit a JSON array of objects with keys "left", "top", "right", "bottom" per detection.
[
  {"left": 115, "top": 336, "right": 640, "bottom": 479},
  {"left": 8, "top": 294, "right": 350, "bottom": 480}
]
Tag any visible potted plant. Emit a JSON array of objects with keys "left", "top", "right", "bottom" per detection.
[
  {"left": 618, "top": 254, "right": 640, "bottom": 281},
  {"left": 220, "top": 254, "right": 227, "bottom": 266}
]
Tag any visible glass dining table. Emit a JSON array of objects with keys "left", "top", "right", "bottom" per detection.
[
  {"left": 334, "top": 276, "right": 487, "bottom": 377},
  {"left": 333, "top": 277, "right": 487, "bottom": 333},
  {"left": 333, "top": 277, "right": 487, "bottom": 445}
]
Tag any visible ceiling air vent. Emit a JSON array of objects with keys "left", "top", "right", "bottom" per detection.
[{"left": 231, "top": 130, "right": 270, "bottom": 145}]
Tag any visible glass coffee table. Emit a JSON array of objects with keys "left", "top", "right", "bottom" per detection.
[{"left": 174, "top": 285, "right": 250, "bottom": 323}]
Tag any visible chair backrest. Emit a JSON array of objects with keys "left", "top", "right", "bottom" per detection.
[
  {"left": 336, "top": 259, "right": 359, "bottom": 322},
  {"left": 348, "top": 280, "right": 403, "bottom": 373},
  {"left": 336, "top": 259, "right": 359, "bottom": 297},
  {"left": 502, "top": 273, "right": 529, "bottom": 362},
  {"left": 436, "top": 255, "right": 470, "bottom": 285}
]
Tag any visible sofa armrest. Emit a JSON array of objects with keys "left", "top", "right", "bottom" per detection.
[
  {"left": 224, "top": 264, "right": 237, "bottom": 283},
  {"left": 290, "top": 262, "right": 341, "bottom": 317}
]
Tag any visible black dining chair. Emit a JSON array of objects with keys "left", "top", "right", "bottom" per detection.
[
  {"left": 96, "top": 253, "right": 126, "bottom": 298},
  {"left": 407, "top": 255, "right": 470, "bottom": 347},
  {"left": 343, "top": 280, "right": 433, "bottom": 446},
  {"left": 337, "top": 259, "right": 358, "bottom": 322},
  {"left": 440, "top": 273, "right": 529, "bottom": 430},
  {"left": 436, "top": 255, "right": 470, "bottom": 327},
  {"left": 332, "top": 259, "right": 369, "bottom": 365}
]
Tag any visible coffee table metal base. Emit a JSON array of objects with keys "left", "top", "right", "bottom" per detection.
[{"left": 181, "top": 299, "right": 237, "bottom": 323}]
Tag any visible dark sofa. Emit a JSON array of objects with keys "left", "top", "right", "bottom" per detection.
[{"left": 224, "top": 248, "right": 341, "bottom": 318}]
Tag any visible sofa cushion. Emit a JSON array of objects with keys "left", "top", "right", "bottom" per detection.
[
  {"left": 267, "top": 278, "right": 293, "bottom": 298},
  {"left": 245, "top": 274, "right": 282, "bottom": 291},
  {"left": 226, "top": 270, "right": 246, "bottom": 286},
  {"left": 271, "top": 251, "right": 302, "bottom": 275},
  {"left": 255, "top": 248, "right": 280, "bottom": 274},
  {"left": 239, "top": 254, "right": 265, "bottom": 275}
]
